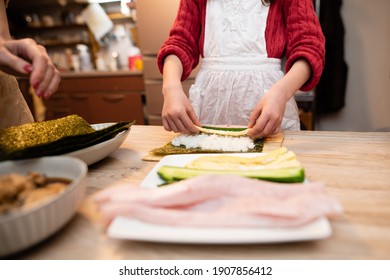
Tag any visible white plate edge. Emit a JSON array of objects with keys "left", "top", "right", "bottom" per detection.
[
  {"left": 64, "top": 123, "right": 130, "bottom": 165},
  {"left": 65, "top": 123, "right": 129, "bottom": 156},
  {"left": 107, "top": 216, "right": 332, "bottom": 244}
]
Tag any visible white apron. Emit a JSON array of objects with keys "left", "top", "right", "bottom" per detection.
[{"left": 189, "top": 0, "right": 300, "bottom": 130}]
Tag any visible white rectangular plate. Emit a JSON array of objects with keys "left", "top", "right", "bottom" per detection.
[
  {"left": 108, "top": 217, "right": 331, "bottom": 244},
  {"left": 107, "top": 153, "right": 332, "bottom": 244}
]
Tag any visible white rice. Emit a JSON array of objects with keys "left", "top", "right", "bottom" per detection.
[{"left": 171, "top": 134, "right": 255, "bottom": 152}]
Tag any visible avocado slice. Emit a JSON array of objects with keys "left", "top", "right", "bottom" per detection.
[{"left": 157, "top": 165, "right": 305, "bottom": 184}]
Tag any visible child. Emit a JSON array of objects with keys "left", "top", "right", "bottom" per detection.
[{"left": 157, "top": 0, "right": 325, "bottom": 138}]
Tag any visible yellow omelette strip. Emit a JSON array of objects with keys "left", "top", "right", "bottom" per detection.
[
  {"left": 185, "top": 147, "right": 300, "bottom": 170},
  {"left": 185, "top": 159, "right": 300, "bottom": 171}
]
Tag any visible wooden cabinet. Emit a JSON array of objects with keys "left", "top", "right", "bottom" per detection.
[{"left": 42, "top": 71, "right": 145, "bottom": 125}]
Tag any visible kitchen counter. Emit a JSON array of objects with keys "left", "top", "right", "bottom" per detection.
[
  {"left": 11, "top": 126, "right": 390, "bottom": 260},
  {"left": 59, "top": 70, "right": 143, "bottom": 78}
]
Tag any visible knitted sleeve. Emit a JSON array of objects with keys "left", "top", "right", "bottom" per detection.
[
  {"left": 157, "top": 0, "right": 202, "bottom": 81},
  {"left": 284, "top": 0, "right": 325, "bottom": 91}
]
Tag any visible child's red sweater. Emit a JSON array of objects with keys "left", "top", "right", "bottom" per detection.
[{"left": 157, "top": 0, "right": 325, "bottom": 91}]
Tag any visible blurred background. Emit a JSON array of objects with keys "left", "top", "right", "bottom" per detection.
[{"left": 6, "top": 0, "right": 390, "bottom": 132}]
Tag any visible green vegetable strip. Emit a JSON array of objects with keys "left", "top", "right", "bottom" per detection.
[
  {"left": 157, "top": 165, "right": 305, "bottom": 184},
  {"left": 201, "top": 126, "right": 248, "bottom": 132}
]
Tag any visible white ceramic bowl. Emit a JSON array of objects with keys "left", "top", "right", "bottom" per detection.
[
  {"left": 65, "top": 123, "right": 131, "bottom": 166},
  {"left": 0, "top": 156, "right": 88, "bottom": 257}
]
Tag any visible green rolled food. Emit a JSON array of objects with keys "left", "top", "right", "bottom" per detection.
[{"left": 0, "top": 115, "right": 134, "bottom": 161}]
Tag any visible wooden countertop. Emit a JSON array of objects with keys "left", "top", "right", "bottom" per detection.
[
  {"left": 12, "top": 126, "right": 390, "bottom": 260},
  {"left": 16, "top": 70, "right": 144, "bottom": 81},
  {"left": 60, "top": 70, "right": 143, "bottom": 78}
]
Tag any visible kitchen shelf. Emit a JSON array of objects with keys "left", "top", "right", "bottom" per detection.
[
  {"left": 8, "top": 0, "right": 142, "bottom": 87},
  {"left": 11, "top": 24, "right": 89, "bottom": 34},
  {"left": 108, "top": 13, "right": 133, "bottom": 21},
  {"left": 42, "top": 41, "right": 91, "bottom": 48}
]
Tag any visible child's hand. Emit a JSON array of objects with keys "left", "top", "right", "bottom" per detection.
[
  {"left": 161, "top": 87, "right": 201, "bottom": 134},
  {"left": 247, "top": 89, "right": 286, "bottom": 139}
]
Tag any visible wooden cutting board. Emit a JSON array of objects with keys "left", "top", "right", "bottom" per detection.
[{"left": 142, "top": 131, "right": 284, "bottom": 162}]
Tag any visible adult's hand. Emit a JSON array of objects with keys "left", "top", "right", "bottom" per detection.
[{"left": 0, "top": 38, "right": 60, "bottom": 99}]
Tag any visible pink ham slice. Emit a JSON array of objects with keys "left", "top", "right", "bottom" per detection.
[
  {"left": 93, "top": 175, "right": 343, "bottom": 228},
  {"left": 94, "top": 174, "right": 325, "bottom": 206}
]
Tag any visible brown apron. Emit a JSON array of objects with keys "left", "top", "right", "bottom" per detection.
[{"left": 0, "top": 71, "right": 34, "bottom": 129}]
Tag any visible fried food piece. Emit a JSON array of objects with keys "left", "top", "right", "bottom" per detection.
[
  {"left": 0, "top": 172, "right": 70, "bottom": 214},
  {"left": 0, "top": 173, "right": 35, "bottom": 204},
  {"left": 21, "top": 183, "right": 67, "bottom": 209}
]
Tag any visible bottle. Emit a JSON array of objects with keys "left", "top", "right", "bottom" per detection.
[
  {"left": 128, "top": 46, "right": 143, "bottom": 70},
  {"left": 95, "top": 54, "right": 107, "bottom": 71},
  {"left": 77, "top": 44, "right": 93, "bottom": 72},
  {"left": 64, "top": 48, "right": 74, "bottom": 71},
  {"left": 110, "top": 51, "right": 120, "bottom": 71}
]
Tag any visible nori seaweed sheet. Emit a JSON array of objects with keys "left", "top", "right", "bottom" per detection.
[
  {"left": 0, "top": 115, "right": 134, "bottom": 161},
  {"left": 150, "top": 138, "right": 264, "bottom": 156}
]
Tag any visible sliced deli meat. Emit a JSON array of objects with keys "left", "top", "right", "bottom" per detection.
[
  {"left": 94, "top": 175, "right": 324, "bottom": 206},
  {"left": 94, "top": 175, "right": 342, "bottom": 228}
]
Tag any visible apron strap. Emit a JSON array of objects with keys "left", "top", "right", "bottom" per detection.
[{"left": 201, "top": 57, "right": 282, "bottom": 71}]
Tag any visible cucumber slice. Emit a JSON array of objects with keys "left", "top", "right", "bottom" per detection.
[
  {"left": 157, "top": 165, "right": 305, "bottom": 183},
  {"left": 201, "top": 126, "right": 248, "bottom": 132}
]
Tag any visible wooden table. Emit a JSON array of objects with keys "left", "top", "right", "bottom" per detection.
[{"left": 12, "top": 126, "right": 390, "bottom": 260}]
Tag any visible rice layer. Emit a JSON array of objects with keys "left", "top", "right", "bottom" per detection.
[{"left": 171, "top": 134, "right": 255, "bottom": 152}]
